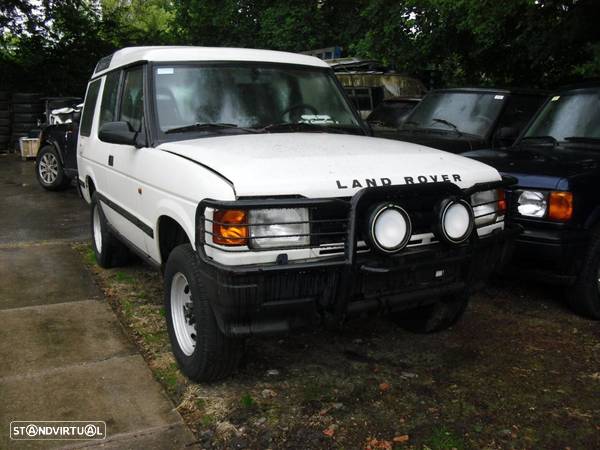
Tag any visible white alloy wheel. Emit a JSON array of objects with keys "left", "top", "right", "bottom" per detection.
[
  {"left": 39, "top": 152, "right": 59, "bottom": 184},
  {"left": 170, "top": 272, "right": 197, "bottom": 356},
  {"left": 93, "top": 205, "right": 103, "bottom": 253}
]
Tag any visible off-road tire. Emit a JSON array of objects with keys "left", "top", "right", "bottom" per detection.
[
  {"left": 164, "top": 244, "right": 244, "bottom": 382},
  {"left": 35, "top": 145, "right": 71, "bottom": 191},
  {"left": 566, "top": 228, "right": 600, "bottom": 319},
  {"left": 90, "top": 193, "right": 131, "bottom": 268},
  {"left": 392, "top": 291, "right": 470, "bottom": 333}
]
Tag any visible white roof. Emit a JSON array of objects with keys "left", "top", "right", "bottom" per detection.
[{"left": 93, "top": 46, "right": 329, "bottom": 77}]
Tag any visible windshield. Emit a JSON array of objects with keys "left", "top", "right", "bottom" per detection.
[
  {"left": 402, "top": 92, "right": 505, "bottom": 137},
  {"left": 153, "top": 64, "right": 362, "bottom": 135},
  {"left": 524, "top": 91, "right": 600, "bottom": 141}
]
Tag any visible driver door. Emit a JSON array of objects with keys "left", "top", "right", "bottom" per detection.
[{"left": 99, "top": 65, "right": 150, "bottom": 253}]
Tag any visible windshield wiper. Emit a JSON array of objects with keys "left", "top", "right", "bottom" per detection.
[
  {"left": 257, "top": 122, "right": 360, "bottom": 135},
  {"left": 520, "top": 135, "right": 557, "bottom": 147},
  {"left": 165, "top": 123, "right": 256, "bottom": 134},
  {"left": 432, "top": 117, "right": 462, "bottom": 135},
  {"left": 563, "top": 136, "right": 600, "bottom": 145}
]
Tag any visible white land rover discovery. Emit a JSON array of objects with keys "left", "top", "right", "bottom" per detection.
[{"left": 78, "top": 46, "right": 515, "bottom": 381}]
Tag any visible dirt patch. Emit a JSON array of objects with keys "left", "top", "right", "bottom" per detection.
[{"left": 74, "top": 243, "right": 600, "bottom": 449}]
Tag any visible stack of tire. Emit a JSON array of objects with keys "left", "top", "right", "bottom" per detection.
[
  {"left": 0, "top": 92, "right": 9, "bottom": 153},
  {"left": 10, "top": 93, "right": 44, "bottom": 152}
]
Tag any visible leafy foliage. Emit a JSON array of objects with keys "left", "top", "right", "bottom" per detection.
[{"left": 0, "top": 0, "right": 598, "bottom": 95}]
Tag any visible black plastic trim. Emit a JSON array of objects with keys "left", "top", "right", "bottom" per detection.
[
  {"left": 96, "top": 192, "right": 154, "bottom": 238},
  {"left": 103, "top": 218, "right": 161, "bottom": 269}
]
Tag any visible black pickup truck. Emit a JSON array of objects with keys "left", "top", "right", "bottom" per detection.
[
  {"left": 464, "top": 84, "right": 600, "bottom": 319},
  {"left": 379, "top": 88, "right": 546, "bottom": 153}
]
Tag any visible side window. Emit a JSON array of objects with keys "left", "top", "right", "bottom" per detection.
[
  {"left": 119, "top": 66, "right": 144, "bottom": 132},
  {"left": 99, "top": 71, "right": 121, "bottom": 129},
  {"left": 80, "top": 79, "right": 101, "bottom": 137}
]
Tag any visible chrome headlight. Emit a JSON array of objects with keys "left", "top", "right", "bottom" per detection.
[
  {"left": 248, "top": 208, "right": 309, "bottom": 248},
  {"left": 367, "top": 203, "right": 412, "bottom": 254},
  {"left": 436, "top": 199, "right": 474, "bottom": 244},
  {"left": 517, "top": 190, "right": 547, "bottom": 218},
  {"left": 471, "top": 189, "right": 502, "bottom": 226}
]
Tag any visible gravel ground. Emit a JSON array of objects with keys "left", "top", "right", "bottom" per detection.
[{"left": 76, "top": 243, "right": 600, "bottom": 450}]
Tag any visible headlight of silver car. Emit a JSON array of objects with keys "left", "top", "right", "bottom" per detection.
[
  {"left": 517, "top": 190, "right": 547, "bottom": 218},
  {"left": 249, "top": 208, "right": 310, "bottom": 249},
  {"left": 471, "top": 189, "right": 502, "bottom": 226}
]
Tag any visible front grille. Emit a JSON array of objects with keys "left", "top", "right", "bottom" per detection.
[{"left": 311, "top": 200, "right": 350, "bottom": 246}]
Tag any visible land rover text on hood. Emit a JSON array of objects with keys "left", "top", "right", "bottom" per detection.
[
  {"left": 77, "top": 46, "right": 516, "bottom": 381},
  {"left": 464, "top": 84, "right": 600, "bottom": 321}
]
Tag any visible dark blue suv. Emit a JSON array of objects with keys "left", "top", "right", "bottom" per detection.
[{"left": 464, "top": 84, "right": 600, "bottom": 319}]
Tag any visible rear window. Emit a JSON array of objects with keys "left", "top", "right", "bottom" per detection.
[{"left": 80, "top": 79, "right": 101, "bottom": 137}]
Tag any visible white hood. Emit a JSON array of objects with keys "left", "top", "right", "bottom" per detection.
[{"left": 159, "top": 133, "right": 501, "bottom": 198}]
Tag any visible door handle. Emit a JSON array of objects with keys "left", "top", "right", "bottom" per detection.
[{"left": 108, "top": 155, "right": 114, "bottom": 166}]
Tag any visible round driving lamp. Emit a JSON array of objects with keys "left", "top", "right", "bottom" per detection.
[
  {"left": 367, "top": 203, "right": 412, "bottom": 254},
  {"left": 435, "top": 199, "right": 474, "bottom": 244}
]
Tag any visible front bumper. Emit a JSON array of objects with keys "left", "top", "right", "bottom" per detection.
[
  {"left": 196, "top": 227, "right": 517, "bottom": 336},
  {"left": 506, "top": 226, "right": 589, "bottom": 285},
  {"left": 194, "top": 180, "right": 517, "bottom": 337}
]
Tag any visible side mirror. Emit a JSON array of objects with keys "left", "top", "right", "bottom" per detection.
[{"left": 98, "top": 121, "right": 138, "bottom": 146}]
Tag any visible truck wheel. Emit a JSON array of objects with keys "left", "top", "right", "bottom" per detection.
[
  {"left": 164, "top": 244, "right": 243, "bottom": 382},
  {"left": 90, "top": 193, "right": 131, "bottom": 268},
  {"left": 392, "top": 292, "right": 469, "bottom": 333},
  {"left": 35, "top": 145, "right": 71, "bottom": 191},
  {"left": 567, "top": 229, "right": 600, "bottom": 319}
]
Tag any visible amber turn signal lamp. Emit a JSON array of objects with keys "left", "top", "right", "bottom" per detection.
[
  {"left": 497, "top": 189, "right": 507, "bottom": 215},
  {"left": 213, "top": 209, "right": 248, "bottom": 245},
  {"left": 548, "top": 191, "right": 573, "bottom": 221}
]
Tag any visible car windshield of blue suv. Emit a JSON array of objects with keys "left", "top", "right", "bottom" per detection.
[
  {"left": 401, "top": 92, "right": 505, "bottom": 137},
  {"left": 524, "top": 90, "right": 600, "bottom": 142}
]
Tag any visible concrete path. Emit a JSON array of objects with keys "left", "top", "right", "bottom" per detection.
[{"left": 0, "top": 155, "right": 197, "bottom": 449}]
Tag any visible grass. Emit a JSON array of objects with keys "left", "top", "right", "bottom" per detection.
[
  {"left": 114, "top": 271, "right": 135, "bottom": 284},
  {"left": 240, "top": 393, "right": 256, "bottom": 408},
  {"left": 84, "top": 247, "right": 96, "bottom": 264},
  {"left": 74, "top": 242, "right": 600, "bottom": 450},
  {"left": 154, "top": 362, "right": 180, "bottom": 394},
  {"left": 426, "top": 427, "right": 465, "bottom": 450}
]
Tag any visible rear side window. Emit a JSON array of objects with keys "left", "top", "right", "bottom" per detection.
[
  {"left": 80, "top": 79, "right": 101, "bottom": 137},
  {"left": 120, "top": 66, "right": 144, "bottom": 132},
  {"left": 99, "top": 71, "right": 121, "bottom": 129}
]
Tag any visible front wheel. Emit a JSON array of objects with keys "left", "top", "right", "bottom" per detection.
[
  {"left": 567, "top": 229, "right": 600, "bottom": 319},
  {"left": 392, "top": 291, "right": 469, "bottom": 333},
  {"left": 36, "top": 145, "right": 70, "bottom": 190},
  {"left": 164, "top": 244, "right": 244, "bottom": 382}
]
